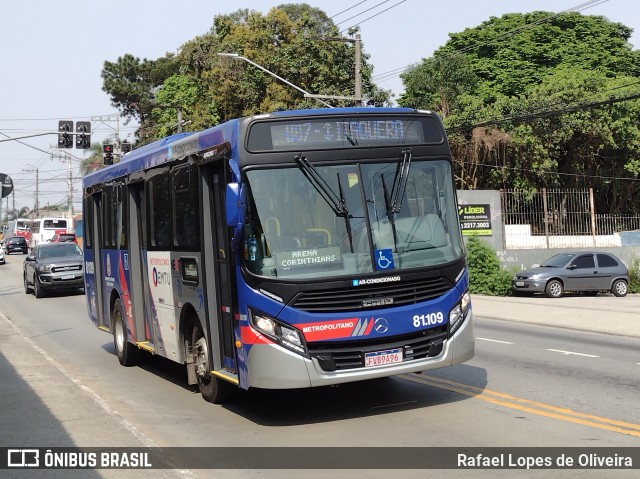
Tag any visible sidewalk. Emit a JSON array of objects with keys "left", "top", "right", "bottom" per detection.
[
  {"left": 0, "top": 312, "right": 188, "bottom": 478},
  {"left": 471, "top": 293, "right": 640, "bottom": 338}
]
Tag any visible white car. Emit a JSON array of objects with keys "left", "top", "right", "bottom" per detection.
[{"left": 0, "top": 245, "right": 5, "bottom": 264}]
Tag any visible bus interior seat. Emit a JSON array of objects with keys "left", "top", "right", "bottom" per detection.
[{"left": 372, "top": 213, "right": 447, "bottom": 250}]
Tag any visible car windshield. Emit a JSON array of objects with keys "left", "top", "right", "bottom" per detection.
[
  {"left": 244, "top": 158, "right": 464, "bottom": 280},
  {"left": 540, "top": 253, "right": 575, "bottom": 268},
  {"left": 38, "top": 244, "right": 82, "bottom": 259}
]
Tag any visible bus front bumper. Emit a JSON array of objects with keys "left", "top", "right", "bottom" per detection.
[{"left": 246, "top": 309, "right": 475, "bottom": 389}]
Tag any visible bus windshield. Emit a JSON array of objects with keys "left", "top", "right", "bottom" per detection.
[{"left": 244, "top": 158, "right": 464, "bottom": 279}]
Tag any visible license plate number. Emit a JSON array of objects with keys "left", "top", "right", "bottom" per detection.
[
  {"left": 61, "top": 274, "right": 75, "bottom": 280},
  {"left": 364, "top": 348, "right": 403, "bottom": 368},
  {"left": 515, "top": 281, "right": 524, "bottom": 287}
]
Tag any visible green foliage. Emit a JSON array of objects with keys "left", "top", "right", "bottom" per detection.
[
  {"left": 79, "top": 142, "right": 109, "bottom": 176},
  {"left": 628, "top": 257, "right": 640, "bottom": 294},
  {"left": 465, "top": 236, "right": 513, "bottom": 296},
  {"left": 399, "top": 11, "right": 640, "bottom": 214},
  {"left": 102, "top": 5, "right": 391, "bottom": 145}
]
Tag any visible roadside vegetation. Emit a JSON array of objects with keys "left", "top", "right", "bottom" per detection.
[
  {"left": 629, "top": 257, "right": 640, "bottom": 294},
  {"left": 465, "top": 237, "right": 513, "bottom": 296}
]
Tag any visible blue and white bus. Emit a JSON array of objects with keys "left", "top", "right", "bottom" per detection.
[{"left": 82, "top": 107, "right": 474, "bottom": 403}]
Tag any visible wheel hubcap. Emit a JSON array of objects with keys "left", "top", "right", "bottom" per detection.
[
  {"left": 616, "top": 282, "right": 627, "bottom": 295},
  {"left": 194, "top": 337, "right": 208, "bottom": 378}
]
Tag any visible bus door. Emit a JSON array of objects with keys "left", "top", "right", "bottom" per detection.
[
  {"left": 127, "top": 180, "right": 155, "bottom": 348},
  {"left": 88, "top": 192, "right": 107, "bottom": 329},
  {"left": 200, "top": 161, "right": 236, "bottom": 372}
]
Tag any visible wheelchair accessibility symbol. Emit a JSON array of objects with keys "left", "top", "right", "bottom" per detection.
[{"left": 375, "top": 249, "right": 395, "bottom": 271}]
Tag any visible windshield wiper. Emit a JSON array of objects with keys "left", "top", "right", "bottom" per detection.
[
  {"left": 381, "top": 175, "right": 399, "bottom": 252},
  {"left": 390, "top": 147, "right": 412, "bottom": 214},
  {"left": 294, "top": 153, "right": 354, "bottom": 252}
]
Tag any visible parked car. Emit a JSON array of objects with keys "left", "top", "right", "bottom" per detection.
[
  {"left": 50, "top": 233, "right": 77, "bottom": 243},
  {"left": 5, "top": 236, "right": 29, "bottom": 254},
  {"left": 512, "top": 251, "right": 629, "bottom": 298},
  {"left": 23, "top": 243, "right": 84, "bottom": 298},
  {"left": 0, "top": 246, "right": 5, "bottom": 264}
]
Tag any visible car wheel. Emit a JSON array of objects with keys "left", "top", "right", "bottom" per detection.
[
  {"left": 113, "top": 298, "right": 139, "bottom": 366},
  {"left": 545, "top": 279, "right": 563, "bottom": 298},
  {"left": 23, "top": 273, "right": 32, "bottom": 294},
  {"left": 611, "top": 279, "right": 628, "bottom": 297},
  {"left": 33, "top": 276, "right": 44, "bottom": 298}
]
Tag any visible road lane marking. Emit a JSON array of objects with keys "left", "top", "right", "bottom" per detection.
[
  {"left": 400, "top": 374, "right": 640, "bottom": 437},
  {"left": 547, "top": 348, "right": 599, "bottom": 358},
  {"left": 477, "top": 337, "right": 514, "bottom": 344}
]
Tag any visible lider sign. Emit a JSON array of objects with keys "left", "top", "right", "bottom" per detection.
[{"left": 458, "top": 204, "right": 492, "bottom": 236}]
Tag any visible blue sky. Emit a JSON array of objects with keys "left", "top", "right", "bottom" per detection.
[{"left": 0, "top": 0, "right": 636, "bottom": 212}]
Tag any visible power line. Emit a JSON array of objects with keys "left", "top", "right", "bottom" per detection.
[
  {"left": 334, "top": 0, "right": 391, "bottom": 26},
  {"left": 339, "top": 0, "right": 407, "bottom": 34},
  {"left": 329, "top": 0, "right": 370, "bottom": 19},
  {"left": 460, "top": 160, "right": 640, "bottom": 182},
  {"left": 447, "top": 91, "right": 640, "bottom": 133}
]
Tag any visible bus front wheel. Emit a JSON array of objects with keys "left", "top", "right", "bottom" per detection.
[
  {"left": 191, "top": 324, "right": 232, "bottom": 404},
  {"left": 113, "top": 299, "right": 139, "bottom": 367}
]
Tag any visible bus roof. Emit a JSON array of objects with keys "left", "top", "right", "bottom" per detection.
[{"left": 82, "top": 107, "right": 426, "bottom": 188}]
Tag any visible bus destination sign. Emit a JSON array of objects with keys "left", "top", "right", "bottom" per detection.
[{"left": 247, "top": 116, "right": 442, "bottom": 151}]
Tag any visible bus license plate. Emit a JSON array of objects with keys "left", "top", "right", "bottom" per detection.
[
  {"left": 61, "top": 274, "right": 75, "bottom": 280},
  {"left": 364, "top": 348, "right": 403, "bottom": 368}
]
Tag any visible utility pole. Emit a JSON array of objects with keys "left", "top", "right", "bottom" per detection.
[
  {"left": 303, "top": 32, "right": 363, "bottom": 105},
  {"left": 67, "top": 150, "right": 73, "bottom": 218},
  {"left": 23, "top": 167, "right": 39, "bottom": 218}
]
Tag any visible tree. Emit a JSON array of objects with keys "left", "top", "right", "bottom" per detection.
[
  {"left": 399, "top": 11, "right": 640, "bottom": 213},
  {"left": 102, "top": 5, "right": 391, "bottom": 146},
  {"left": 101, "top": 53, "right": 179, "bottom": 142},
  {"left": 399, "top": 52, "right": 478, "bottom": 119},
  {"left": 79, "top": 142, "right": 109, "bottom": 176}
]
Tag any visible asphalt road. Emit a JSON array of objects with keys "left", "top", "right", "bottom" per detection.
[{"left": 0, "top": 253, "right": 638, "bottom": 479}]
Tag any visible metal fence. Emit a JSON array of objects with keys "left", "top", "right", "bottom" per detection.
[{"left": 500, "top": 188, "right": 640, "bottom": 249}]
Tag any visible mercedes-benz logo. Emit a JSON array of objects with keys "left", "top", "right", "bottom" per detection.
[{"left": 374, "top": 317, "right": 389, "bottom": 333}]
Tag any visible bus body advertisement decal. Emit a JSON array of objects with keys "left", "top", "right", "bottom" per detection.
[{"left": 146, "top": 252, "right": 178, "bottom": 358}]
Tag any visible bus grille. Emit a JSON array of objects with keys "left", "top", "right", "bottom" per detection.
[
  {"left": 291, "top": 276, "right": 452, "bottom": 313},
  {"left": 308, "top": 327, "right": 448, "bottom": 371}
]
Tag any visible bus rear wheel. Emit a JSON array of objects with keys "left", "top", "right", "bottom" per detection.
[
  {"left": 113, "top": 299, "right": 139, "bottom": 366},
  {"left": 191, "top": 323, "right": 232, "bottom": 404}
]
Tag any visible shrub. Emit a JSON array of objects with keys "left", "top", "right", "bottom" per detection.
[
  {"left": 628, "top": 257, "right": 640, "bottom": 294},
  {"left": 465, "top": 236, "right": 513, "bottom": 296}
]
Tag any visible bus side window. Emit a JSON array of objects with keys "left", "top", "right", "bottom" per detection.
[{"left": 148, "top": 172, "right": 171, "bottom": 248}]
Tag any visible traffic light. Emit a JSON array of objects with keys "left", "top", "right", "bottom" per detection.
[
  {"left": 121, "top": 142, "right": 132, "bottom": 154},
  {"left": 75, "top": 121, "right": 91, "bottom": 149},
  {"left": 58, "top": 120, "right": 73, "bottom": 149},
  {"left": 103, "top": 144, "right": 114, "bottom": 165}
]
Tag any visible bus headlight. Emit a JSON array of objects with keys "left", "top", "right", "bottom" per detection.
[
  {"left": 450, "top": 291, "right": 471, "bottom": 335},
  {"left": 249, "top": 310, "right": 307, "bottom": 356}
]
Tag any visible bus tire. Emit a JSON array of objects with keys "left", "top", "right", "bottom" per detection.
[
  {"left": 113, "top": 299, "right": 139, "bottom": 366},
  {"left": 191, "top": 323, "right": 232, "bottom": 404}
]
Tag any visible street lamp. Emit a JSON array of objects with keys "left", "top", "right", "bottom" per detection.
[{"left": 217, "top": 53, "right": 333, "bottom": 108}]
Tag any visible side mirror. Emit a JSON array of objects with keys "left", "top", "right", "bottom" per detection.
[
  {"left": 225, "top": 183, "right": 246, "bottom": 248},
  {"left": 567, "top": 264, "right": 577, "bottom": 270},
  {"left": 25, "top": 255, "right": 36, "bottom": 262}
]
